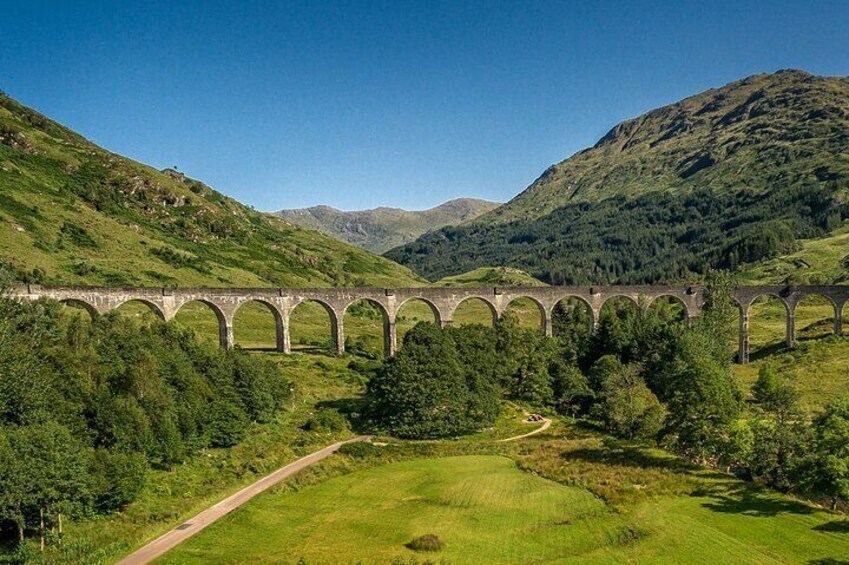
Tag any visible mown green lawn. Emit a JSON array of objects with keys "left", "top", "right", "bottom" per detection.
[{"left": 158, "top": 454, "right": 849, "bottom": 565}]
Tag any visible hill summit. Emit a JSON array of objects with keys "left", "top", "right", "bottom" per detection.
[
  {"left": 483, "top": 69, "right": 849, "bottom": 223},
  {"left": 387, "top": 70, "right": 849, "bottom": 284}
]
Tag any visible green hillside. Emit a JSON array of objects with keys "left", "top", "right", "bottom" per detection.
[
  {"left": 738, "top": 225, "right": 849, "bottom": 284},
  {"left": 431, "top": 266, "right": 547, "bottom": 287},
  {"left": 386, "top": 70, "right": 849, "bottom": 284},
  {"left": 0, "top": 93, "right": 424, "bottom": 288},
  {"left": 485, "top": 69, "right": 849, "bottom": 224},
  {"left": 161, "top": 447, "right": 849, "bottom": 565},
  {"left": 276, "top": 198, "right": 499, "bottom": 254}
]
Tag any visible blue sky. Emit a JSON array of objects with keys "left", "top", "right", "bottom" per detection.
[{"left": 2, "top": 1, "right": 848, "bottom": 211}]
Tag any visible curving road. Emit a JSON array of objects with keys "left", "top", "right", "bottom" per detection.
[{"left": 117, "top": 436, "right": 369, "bottom": 565}]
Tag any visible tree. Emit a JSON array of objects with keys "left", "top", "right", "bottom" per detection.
[
  {"left": 4, "top": 422, "right": 89, "bottom": 549},
  {"left": 664, "top": 330, "right": 742, "bottom": 463},
  {"left": 549, "top": 359, "right": 592, "bottom": 416},
  {"left": 446, "top": 324, "right": 502, "bottom": 426},
  {"left": 87, "top": 449, "right": 147, "bottom": 513},
  {"left": 205, "top": 400, "right": 250, "bottom": 448},
  {"left": 0, "top": 426, "right": 27, "bottom": 543},
  {"left": 752, "top": 364, "right": 800, "bottom": 414},
  {"left": 495, "top": 312, "right": 560, "bottom": 405},
  {"left": 366, "top": 323, "right": 484, "bottom": 439},
  {"left": 694, "top": 270, "right": 738, "bottom": 365},
  {"left": 509, "top": 331, "right": 558, "bottom": 406},
  {"left": 807, "top": 399, "right": 849, "bottom": 509},
  {"left": 591, "top": 357, "right": 665, "bottom": 440}
]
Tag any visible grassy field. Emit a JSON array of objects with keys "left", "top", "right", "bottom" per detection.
[
  {"left": 159, "top": 445, "right": 849, "bottom": 565},
  {"left": 732, "top": 296, "right": 849, "bottom": 411}
]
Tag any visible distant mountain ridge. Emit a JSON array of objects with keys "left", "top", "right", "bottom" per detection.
[
  {"left": 276, "top": 198, "right": 499, "bottom": 253},
  {"left": 387, "top": 70, "right": 849, "bottom": 284}
]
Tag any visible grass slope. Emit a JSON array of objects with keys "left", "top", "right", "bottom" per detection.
[
  {"left": 731, "top": 295, "right": 849, "bottom": 411},
  {"left": 0, "top": 92, "right": 423, "bottom": 288},
  {"left": 738, "top": 225, "right": 849, "bottom": 284},
  {"left": 276, "top": 198, "right": 499, "bottom": 254},
  {"left": 431, "top": 266, "right": 547, "bottom": 287}
]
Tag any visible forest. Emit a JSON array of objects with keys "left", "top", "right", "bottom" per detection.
[
  {"left": 385, "top": 184, "right": 848, "bottom": 284},
  {"left": 0, "top": 288, "right": 288, "bottom": 554}
]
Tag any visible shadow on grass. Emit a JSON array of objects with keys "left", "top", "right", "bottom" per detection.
[
  {"left": 808, "top": 559, "right": 849, "bottom": 565},
  {"left": 701, "top": 486, "right": 814, "bottom": 518},
  {"left": 237, "top": 346, "right": 281, "bottom": 353},
  {"left": 235, "top": 345, "right": 338, "bottom": 355},
  {"left": 563, "top": 445, "right": 702, "bottom": 474},
  {"left": 813, "top": 520, "right": 849, "bottom": 533},
  {"left": 315, "top": 396, "right": 372, "bottom": 434},
  {"left": 748, "top": 341, "right": 790, "bottom": 362}
]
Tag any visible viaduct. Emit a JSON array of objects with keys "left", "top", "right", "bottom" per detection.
[{"left": 10, "top": 285, "right": 849, "bottom": 363}]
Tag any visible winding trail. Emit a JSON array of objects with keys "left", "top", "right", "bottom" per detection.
[
  {"left": 497, "top": 405, "right": 552, "bottom": 443},
  {"left": 117, "top": 436, "right": 369, "bottom": 565}
]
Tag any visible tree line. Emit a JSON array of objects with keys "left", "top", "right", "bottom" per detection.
[
  {"left": 365, "top": 273, "right": 849, "bottom": 509},
  {"left": 385, "top": 183, "right": 847, "bottom": 284},
  {"left": 0, "top": 292, "right": 289, "bottom": 554}
]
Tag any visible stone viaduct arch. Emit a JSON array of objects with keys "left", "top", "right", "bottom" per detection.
[{"left": 13, "top": 284, "right": 849, "bottom": 362}]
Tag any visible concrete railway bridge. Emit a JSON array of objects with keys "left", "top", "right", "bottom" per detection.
[{"left": 11, "top": 284, "right": 849, "bottom": 363}]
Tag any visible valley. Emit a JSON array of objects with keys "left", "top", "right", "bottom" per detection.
[{"left": 1, "top": 67, "right": 849, "bottom": 565}]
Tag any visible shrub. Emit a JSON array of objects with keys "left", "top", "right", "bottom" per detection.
[
  {"left": 302, "top": 408, "right": 349, "bottom": 433},
  {"left": 338, "top": 441, "right": 382, "bottom": 459},
  {"left": 88, "top": 449, "right": 147, "bottom": 513},
  {"left": 591, "top": 357, "right": 665, "bottom": 440},
  {"left": 405, "top": 534, "right": 444, "bottom": 552},
  {"left": 205, "top": 400, "right": 250, "bottom": 447}
]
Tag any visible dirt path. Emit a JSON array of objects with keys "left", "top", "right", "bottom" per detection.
[
  {"left": 497, "top": 405, "right": 552, "bottom": 443},
  {"left": 116, "top": 436, "right": 369, "bottom": 565}
]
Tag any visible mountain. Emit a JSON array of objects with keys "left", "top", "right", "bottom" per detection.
[
  {"left": 0, "top": 92, "right": 424, "bottom": 288},
  {"left": 275, "top": 198, "right": 499, "bottom": 254},
  {"left": 386, "top": 70, "right": 849, "bottom": 284}
]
